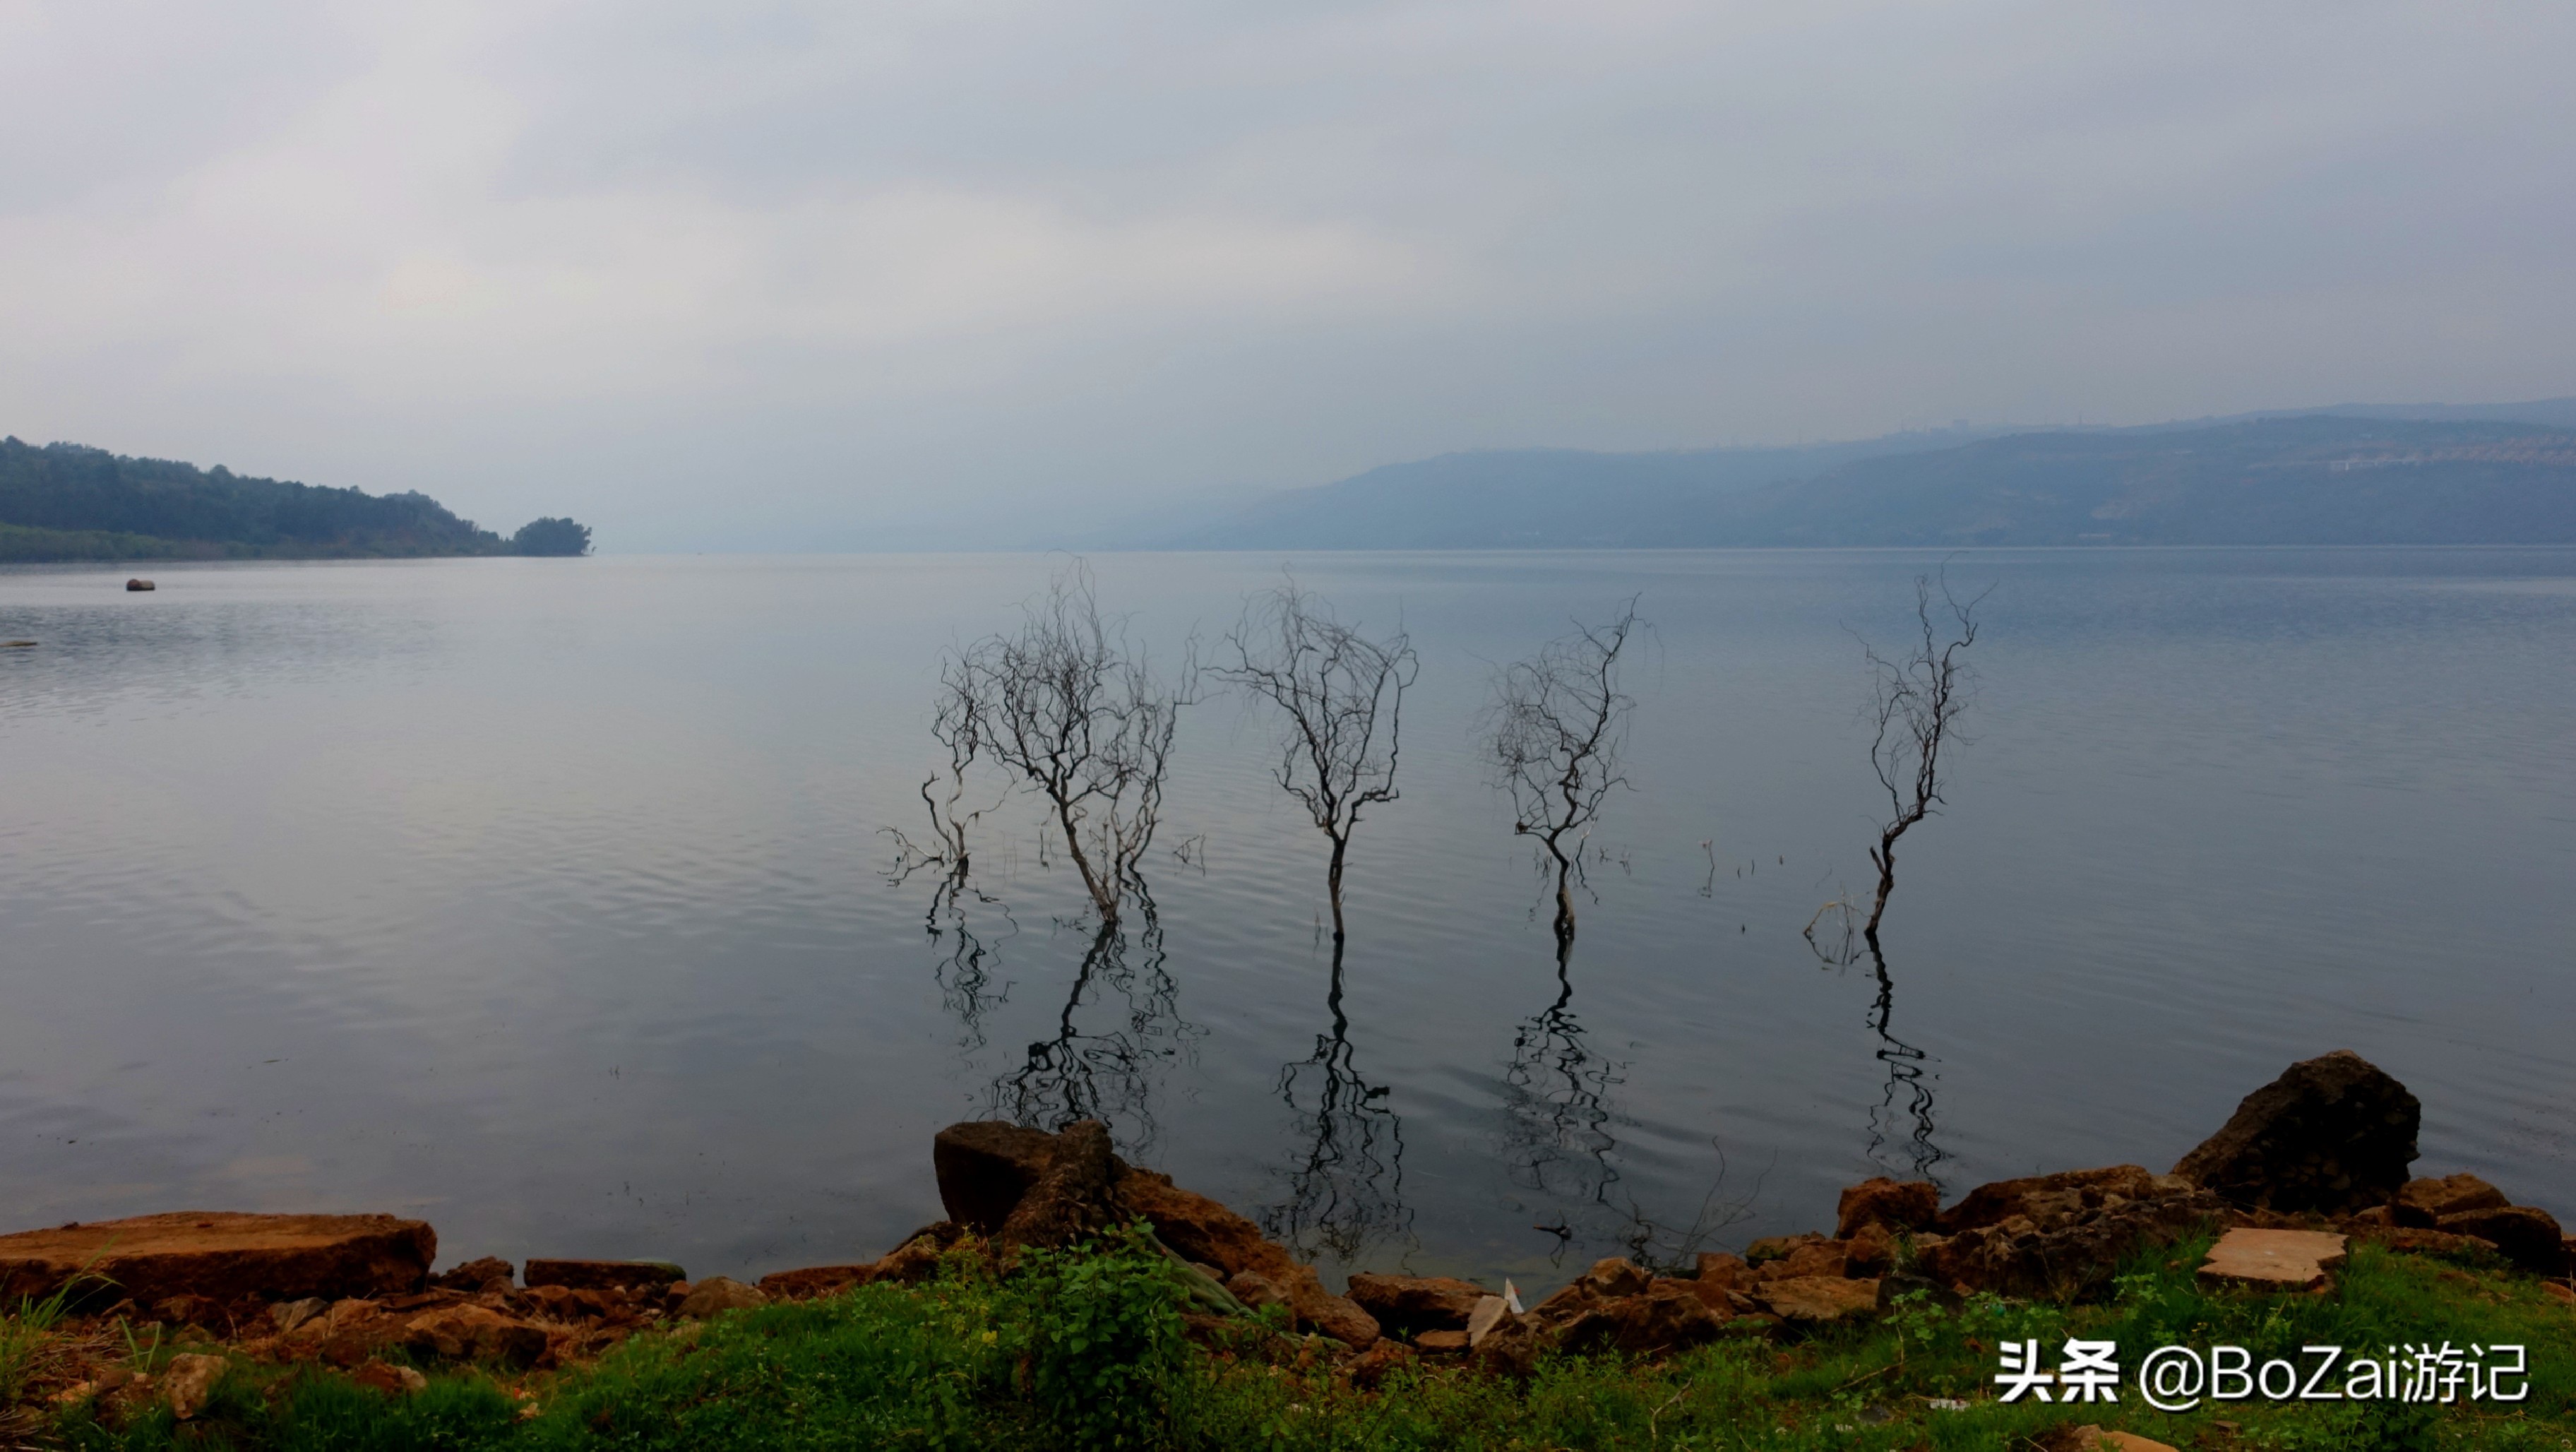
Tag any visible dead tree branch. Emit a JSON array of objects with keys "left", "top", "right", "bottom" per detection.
[
  {"left": 1220, "top": 578, "right": 1417, "bottom": 942},
  {"left": 1483, "top": 598, "right": 1641, "bottom": 948},
  {"left": 936, "top": 560, "right": 1190, "bottom": 924},
  {"left": 1859, "top": 571, "right": 1986, "bottom": 942}
]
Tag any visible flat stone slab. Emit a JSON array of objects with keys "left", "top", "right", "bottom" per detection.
[
  {"left": 2198, "top": 1227, "right": 2347, "bottom": 1289},
  {"left": 0, "top": 1212, "right": 435, "bottom": 1305},
  {"left": 1755, "top": 1275, "right": 1880, "bottom": 1322}
]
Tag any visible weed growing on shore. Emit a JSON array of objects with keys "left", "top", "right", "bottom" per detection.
[{"left": 25, "top": 1233, "right": 2576, "bottom": 1451}]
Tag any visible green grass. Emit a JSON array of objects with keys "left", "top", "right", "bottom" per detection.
[{"left": 23, "top": 1227, "right": 2576, "bottom": 1452}]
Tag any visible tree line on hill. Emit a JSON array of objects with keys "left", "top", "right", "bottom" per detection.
[
  {"left": 1157, "top": 412, "right": 2576, "bottom": 549},
  {"left": 0, "top": 437, "right": 590, "bottom": 562}
]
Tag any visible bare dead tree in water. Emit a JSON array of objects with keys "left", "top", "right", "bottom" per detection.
[
  {"left": 1220, "top": 579, "right": 1417, "bottom": 943},
  {"left": 886, "top": 684, "right": 1004, "bottom": 889},
  {"left": 1860, "top": 573, "right": 1985, "bottom": 943},
  {"left": 936, "top": 560, "right": 1189, "bottom": 924},
  {"left": 1484, "top": 600, "right": 1640, "bottom": 948}
]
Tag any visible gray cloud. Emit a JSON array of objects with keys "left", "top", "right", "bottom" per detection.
[{"left": 3, "top": 0, "right": 2570, "bottom": 549}]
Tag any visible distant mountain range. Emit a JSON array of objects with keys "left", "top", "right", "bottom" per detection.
[
  {"left": 0, "top": 438, "right": 589, "bottom": 562},
  {"left": 1156, "top": 401, "right": 2576, "bottom": 549}
]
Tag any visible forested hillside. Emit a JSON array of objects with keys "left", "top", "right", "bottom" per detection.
[
  {"left": 0, "top": 438, "right": 589, "bottom": 561},
  {"left": 1164, "top": 412, "right": 2576, "bottom": 549}
]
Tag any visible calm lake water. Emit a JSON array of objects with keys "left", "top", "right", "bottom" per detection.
[{"left": 3, "top": 549, "right": 2572, "bottom": 1288}]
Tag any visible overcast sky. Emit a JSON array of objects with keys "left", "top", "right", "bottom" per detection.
[{"left": 4, "top": 2, "right": 2571, "bottom": 549}]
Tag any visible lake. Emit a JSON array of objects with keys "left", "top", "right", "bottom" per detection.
[{"left": 2, "top": 548, "right": 2571, "bottom": 1289}]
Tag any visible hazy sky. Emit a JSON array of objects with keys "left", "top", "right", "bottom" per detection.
[{"left": 4, "top": 2, "right": 2571, "bottom": 549}]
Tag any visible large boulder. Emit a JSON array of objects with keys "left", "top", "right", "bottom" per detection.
[
  {"left": 1344, "top": 1273, "right": 1488, "bottom": 1333},
  {"left": 0, "top": 1212, "right": 434, "bottom": 1305},
  {"left": 2171, "top": 1050, "right": 2421, "bottom": 1213},
  {"left": 934, "top": 1121, "right": 1059, "bottom": 1234},
  {"left": 996, "top": 1119, "right": 1121, "bottom": 1254}
]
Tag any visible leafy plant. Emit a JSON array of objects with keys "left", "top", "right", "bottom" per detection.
[{"left": 1002, "top": 1222, "right": 1191, "bottom": 1449}]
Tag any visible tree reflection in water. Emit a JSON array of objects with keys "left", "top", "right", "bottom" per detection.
[
  {"left": 1808, "top": 906, "right": 1950, "bottom": 1185},
  {"left": 1862, "top": 944, "right": 1947, "bottom": 1185},
  {"left": 1499, "top": 941, "right": 1757, "bottom": 1271},
  {"left": 986, "top": 896, "right": 1200, "bottom": 1160},
  {"left": 1263, "top": 942, "right": 1409, "bottom": 1264},
  {"left": 920, "top": 869, "right": 1015, "bottom": 1053}
]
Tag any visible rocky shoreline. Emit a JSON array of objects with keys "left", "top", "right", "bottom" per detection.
[{"left": 5, "top": 1049, "right": 2570, "bottom": 1425}]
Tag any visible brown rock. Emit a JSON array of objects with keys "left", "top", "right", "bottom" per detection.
[
  {"left": 2344, "top": 1224, "right": 2499, "bottom": 1260},
  {"left": 523, "top": 1284, "right": 609, "bottom": 1323},
  {"left": 1556, "top": 1281, "right": 1726, "bottom": 1355},
  {"left": 163, "top": 1353, "right": 226, "bottom": 1420},
  {"left": 1837, "top": 1177, "right": 1940, "bottom": 1238},
  {"left": 2436, "top": 1206, "right": 2565, "bottom": 1274},
  {"left": 2073, "top": 1429, "right": 2181, "bottom": 1452},
  {"left": 1225, "top": 1270, "right": 1289, "bottom": 1311},
  {"left": 1344, "top": 1273, "right": 1487, "bottom": 1333},
  {"left": 350, "top": 1359, "right": 429, "bottom": 1396},
  {"left": 1745, "top": 1232, "right": 1825, "bottom": 1265},
  {"left": 2395, "top": 1173, "right": 2508, "bottom": 1226},
  {"left": 1115, "top": 1166, "right": 1377, "bottom": 1347},
  {"left": 1844, "top": 1222, "right": 1899, "bottom": 1278},
  {"left": 1416, "top": 1328, "right": 1469, "bottom": 1352},
  {"left": 1692, "top": 1251, "right": 1751, "bottom": 1292},
  {"left": 1344, "top": 1340, "right": 1417, "bottom": 1390},
  {"left": 2541, "top": 1283, "right": 2575, "bottom": 1309},
  {"left": 434, "top": 1256, "right": 514, "bottom": 1291},
  {"left": 933, "top": 1120, "right": 1059, "bottom": 1233},
  {"left": 1578, "top": 1257, "right": 1650, "bottom": 1299},
  {"left": 270, "top": 1297, "right": 328, "bottom": 1334},
  {"left": 1470, "top": 1312, "right": 1543, "bottom": 1378},
  {"left": 997, "top": 1119, "right": 1122, "bottom": 1254},
  {"left": 126, "top": 578, "right": 157, "bottom": 592},
  {"left": 402, "top": 1304, "right": 548, "bottom": 1367},
  {"left": 868, "top": 1227, "right": 965, "bottom": 1287},
  {"left": 676, "top": 1276, "right": 768, "bottom": 1318},
  {"left": 1530, "top": 1282, "right": 1592, "bottom": 1327},
  {"left": 0, "top": 1212, "right": 436, "bottom": 1305},
  {"left": 1754, "top": 1276, "right": 1880, "bottom": 1323},
  {"left": 2171, "top": 1050, "right": 2421, "bottom": 1213},
  {"left": 523, "top": 1258, "right": 686, "bottom": 1292},
  {"left": 756, "top": 1264, "right": 875, "bottom": 1300},
  {"left": 2196, "top": 1228, "right": 2347, "bottom": 1290},
  {"left": 1923, "top": 1187, "right": 2224, "bottom": 1297},
  {"left": 1938, "top": 1166, "right": 2162, "bottom": 1234},
  {"left": 1757, "top": 1241, "right": 1849, "bottom": 1282}
]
